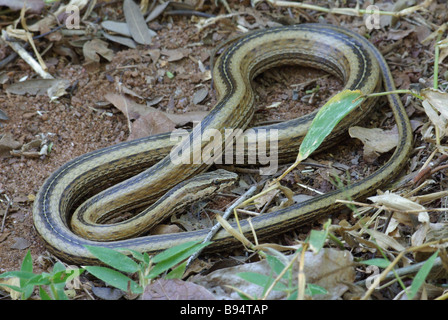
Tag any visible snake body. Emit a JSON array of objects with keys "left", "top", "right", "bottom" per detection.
[{"left": 33, "top": 24, "right": 413, "bottom": 264}]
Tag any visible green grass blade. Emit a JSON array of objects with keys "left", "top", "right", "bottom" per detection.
[
  {"left": 361, "top": 258, "right": 391, "bottom": 268},
  {"left": 407, "top": 250, "right": 439, "bottom": 300}
]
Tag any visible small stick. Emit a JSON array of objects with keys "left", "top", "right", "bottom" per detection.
[
  {"left": 1, "top": 194, "right": 11, "bottom": 233},
  {"left": 186, "top": 185, "right": 257, "bottom": 268}
]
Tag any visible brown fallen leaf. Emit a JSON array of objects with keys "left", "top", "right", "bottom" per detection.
[
  {"left": 104, "top": 93, "right": 149, "bottom": 120},
  {"left": 192, "top": 248, "right": 354, "bottom": 300},
  {"left": 123, "top": 0, "right": 156, "bottom": 45},
  {"left": 421, "top": 88, "right": 448, "bottom": 137},
  {"left": 142, "top": 279, "right": 215, "bottom": 300},
  {"left": 150, "top": 224, "right": 183, "bottom": 235},
  {"left": 0, "top": 133, "right": 22, "bottom": 158},
  {"left": 102, "top": 32, "right": 137, "bottom": 49},
  {"left": 83, "top": 39, "right": 114, "bottom": 65},
  {"left": 145, "top": 2, "right": 170, "bottom": 22},
  {"left": 193, "top": 87, "right": 209, "bottom": 105},
  {"left": 6, "top": 79, "right": 70, "bottom": 97},
  {"left": 160, "top": 48, "right": 191, "bottom": 62},
  {"left": 349, "top": 126, "right": 399, "bottom": 163},
  {"left": 386, "top": 28, "right": 414, "bottom": 41},
  {"left": 105, "top": 93, "right": 207, "bottom": 124},
  {"left": 128, "top": 111, "right": 176, "bottom": 140},
  {"left": 101, "top": 21, "right": 132, "bottom": 37},
  {"left": 0, "top": 277, "right": 21, "bottom": 300},
  {"left": 0, "top": 109, "right": 8, "bottom": 121}
]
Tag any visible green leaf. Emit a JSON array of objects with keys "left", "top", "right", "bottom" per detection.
[
  {"left": 0, "top": 270, "right": 37, "bottom": 280},
  {"left": 237, "top": 272, "right": 287, "bottom": 291},
  {"left": 20, "top": 251, "right": 33, "bottom": 274},
  {"left": 298, "top": 90, "right": 363, "bottom": 161},
  {"left": 19, "top": 251, "right": 34, "bottom": 299},
  {"left": 124, "top": 249, "right": 146, "bottom": 263},
  {"left": 52, "top": 262, "right": 66, "bottom": 274},
  {"left": 165, "top": 261, "right": 187, "bottom": 279},
  {"left": 51, "top": 282, "right": 69, "bottom": 300},
  {"left": 84, "top": 245, "right": 140, "bottom": 273},
  {"left": 0, "top": 283, "right": 25, "bottom": 293},
  {"left": 266, "top": 255, "right": 287, "bottom": 277},
  {"left": 83, "top": 266, "right": 142, "bottom": 294},
  {"left": 360, "top": 258, "right": 391, "bottom": 268},
  {"left": 407, "top": 250, "right": 439, "bottom": 300},
  {"left": 148, "top": 242, "right": 210, "bottom": 279},
  {"left": 309, "top": 219, "right": 331, "bottom": 253},
  {"left": 152, "top": 241, "right": 202, "bottom": 263},
  {"left": 39, "top": 286, "right": 52, "bottom": 300},
  {"left": 306, "top": 283, "right": 328, "bottom": 296}
]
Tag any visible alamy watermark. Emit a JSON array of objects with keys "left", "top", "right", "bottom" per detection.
[
  {"left": 364, "top": 5, "right": 381, "bottom": 30},
  {"left": 65, "top": 5, "right": 81, "bottom": 29},
  {"left": 169, "top": 122, "right": 279, "bottom": 175}
]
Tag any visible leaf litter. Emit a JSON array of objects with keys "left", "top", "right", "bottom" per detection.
[{"left": 0, "top": 0, "right": 447, "bottom": 301}]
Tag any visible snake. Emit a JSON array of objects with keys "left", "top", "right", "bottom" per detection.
[{"left": 32, "top": 23, "right": 413, "bottom": 264}]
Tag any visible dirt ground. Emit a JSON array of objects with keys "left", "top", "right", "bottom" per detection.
[{"left": 0, "top": 0, "right": 447, "bottom": 299}]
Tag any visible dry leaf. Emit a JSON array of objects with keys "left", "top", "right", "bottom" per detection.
[
  {"left": 105, "top": 93, "right": 207, "bottom": 125},
  {"left": 6, "top": 79, "right": 70, "bottom": 97},
  {"left": 386, "top": 28, "right": 414, "bottom": 41},
  {"left": 104, "top": 93, "right": 149, "bottom": 120},
  {"left": 368, "top": 192, "right": 429, "bottom": 227},
  {"left": 142, "top": 279, "right": 215, "bottom": 300},
  {"left": 254, "top": 183, "right": 279, "bottom": 210},
  {"left": 145, "top": 2, "right": 170, "bottom": 22},
  {"left": 349, "top": 126, "right": 399, "bottom": 162},
  {"left": 368, "top": 229, "right": 406, "bottom": 251},
  {"left": 161, "top": 49, "right": 188, "bottom": 62},
  {"left": 193, "top": 88, "right": 208, "bottom": 105},
  {"left": 0, "top": 0, "right": 44, "bottom": 13},
  {"left": 192, "top": 248, "right": 354, "bottom": 300},
  {"left": 102, "top": 32, "right": 137, "bottom": 49},
  {"left": 28, "top": 0, "right": 89, "bottom": 32},
  {"left": 0, "top": 277, "right": 21, "bottom": 300},
  {"left": 0, "top": 133, "right": 22, "bottom": 157},
  {"left": 83, "top": 39, "right": 114, "bottom": 64},
  {"left": 0, "top": 109, "right": 8, "bottom": 121},
  {"left": 123, "top": 0, "right": 156, "bottom": 45},
  {"left": 128, "top": 111, "right": 176, "bottom": 140},
  {"left": 420, "top": 88, "right": 448, "bottom": 137},
  {"left": 101, "top": 21, "right": 132, "bottom": 37},
  {"left": 150, "top": 224, "right": 182, "bottom": 235}
]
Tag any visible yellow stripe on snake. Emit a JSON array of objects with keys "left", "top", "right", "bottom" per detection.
[{"left": 33, "top": 24, "right": 413, "bottom": 264}]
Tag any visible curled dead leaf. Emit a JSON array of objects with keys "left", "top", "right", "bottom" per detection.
[
  {"left": 0, "top": 133, "right": 22, "bottom": 157},
  {"left": 349, "top": 126, "right": 398, "bottom": 162},
  {"left": 192, "top": 248, "right": 354, "bottom": 300},
  {"left": 142, "top": 279, "right": 215, "bottom": 300}
]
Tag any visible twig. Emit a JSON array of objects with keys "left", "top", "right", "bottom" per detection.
[
  {"left": 261, "top": 0, "right": 433, "bottom": 18},
  {"left": 336, "top": 199, "right": 448, "bottom": 213},
  {"left": 1, "top": 30, "right": 53, "bottom": 79},
  {"left": 186, "top": 185, "right": 257, "bottom": 268},
  {"left": 1, "top": 194, "right": 11, "bottom": 233},
  {"left": 356, "top": 257, "right": 443, "bottom": 287}
]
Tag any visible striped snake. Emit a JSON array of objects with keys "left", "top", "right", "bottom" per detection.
[{"left": 33, "top": 24, "right": 413, "bottom": 264}]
